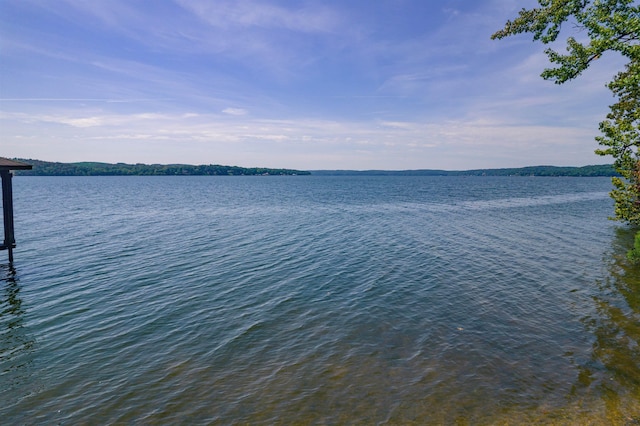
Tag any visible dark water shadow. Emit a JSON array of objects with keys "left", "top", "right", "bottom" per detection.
[
  {"left": 571, "top": 227, "right": 640, "bottom": 424},
  {"left": 0, "top": 264, "right": 37, "bottom": 407}
]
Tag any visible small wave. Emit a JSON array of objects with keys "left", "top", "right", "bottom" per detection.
[{"left": 456, "top": 191, "right": 609, "bottom": 211}]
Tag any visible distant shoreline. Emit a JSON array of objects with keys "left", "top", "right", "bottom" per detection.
[
  {"left": 310, "top": 165, "right": 617, "bottom": 177},
  {"left": 12, "top": 159, "right": 616, "bottom": 177},
  {"left": 12, "top": 159, "right": 310, "bottom": 176}
]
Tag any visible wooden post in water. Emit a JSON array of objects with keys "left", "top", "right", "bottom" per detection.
[
  {"left": 1, "top": 170, "right": 16, "bottom": 263},
  {"left": 0, "top": 158, "right": 32, "bottom": 263}
]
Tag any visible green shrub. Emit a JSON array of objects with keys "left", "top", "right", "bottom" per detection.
[{"left": 626, "top": 231, "right": 640, "bottom": 263}]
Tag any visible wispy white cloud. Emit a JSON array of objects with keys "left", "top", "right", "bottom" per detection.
[
  {"left": 1, "top": 108, "right": 604, "bottom": 169},
  {"left": 174, "top": 0, "right": 342, "bottom": 33},
  {"left": 379, "top": 121, "right": 414, "bottom": 129},
  {"left": 0, "top": 98, "right": 172, "bottom": 103},
  {"left": 222, "top": 108, "right": 248, "bottom": 116}
]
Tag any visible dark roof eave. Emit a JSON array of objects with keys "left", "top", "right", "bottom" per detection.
[{"left": 0, "top": 158, "right": 33, "bottom": 170}]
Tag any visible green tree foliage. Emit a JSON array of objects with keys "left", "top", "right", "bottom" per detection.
[
  {"left": 627, "top": 227, "right": 640, "bottom": 262},
  {"left": 492, "top": 0, "right": 640, "bottom": 224},
  {"left": 493, "top": 1, "right": 640, "bottom": 262},
  {"left": 596, "top": 60, "right": 640, "bottom": 223}
]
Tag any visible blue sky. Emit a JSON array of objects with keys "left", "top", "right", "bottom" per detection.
[{"left": 0, "top": 0, "right": 624, "bottom": 170}]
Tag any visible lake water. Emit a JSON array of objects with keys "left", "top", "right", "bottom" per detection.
[{"left": 1, "top": 176, "right": 639, "bottom": 424}]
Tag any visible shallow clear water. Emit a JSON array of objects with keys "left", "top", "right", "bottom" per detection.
[{"left": 1, "top": 176, "right": 639, "bottom": 424}]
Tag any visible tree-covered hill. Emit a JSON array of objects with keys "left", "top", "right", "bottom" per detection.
[
  {"left": 311, "top": 164, "right": 617, "bottom": 177},
  {"left": 12, "top": 159, "right": 310, "bottom": 176}
]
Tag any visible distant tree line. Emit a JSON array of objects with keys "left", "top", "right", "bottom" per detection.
[
  {"left": 311, "top": 164, "right": 618, "bottom": 177},
  {"left": 11, "top": 159, "right": 616, "bottom": 177},
  {"left": 458, "top": 165, "right": 617, "bottom": 177},
  {"left": 13, "top": 159, "right": 310, "bottom": 176}
]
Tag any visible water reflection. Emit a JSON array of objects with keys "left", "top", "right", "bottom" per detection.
[
  {"left": 0, "top": 264, "right": 36, "bottom": 406},
  {"left": 576, "top": 227, "right": 640, "bottom": 423}
]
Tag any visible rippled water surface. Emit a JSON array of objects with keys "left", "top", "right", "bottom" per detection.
[{"left": 1, "top": 176, "right": 639, "bottom": 424}]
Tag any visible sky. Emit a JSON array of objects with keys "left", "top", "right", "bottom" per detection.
[{"left": 0, "top": 0, "right": 627, "bottom": 170}]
